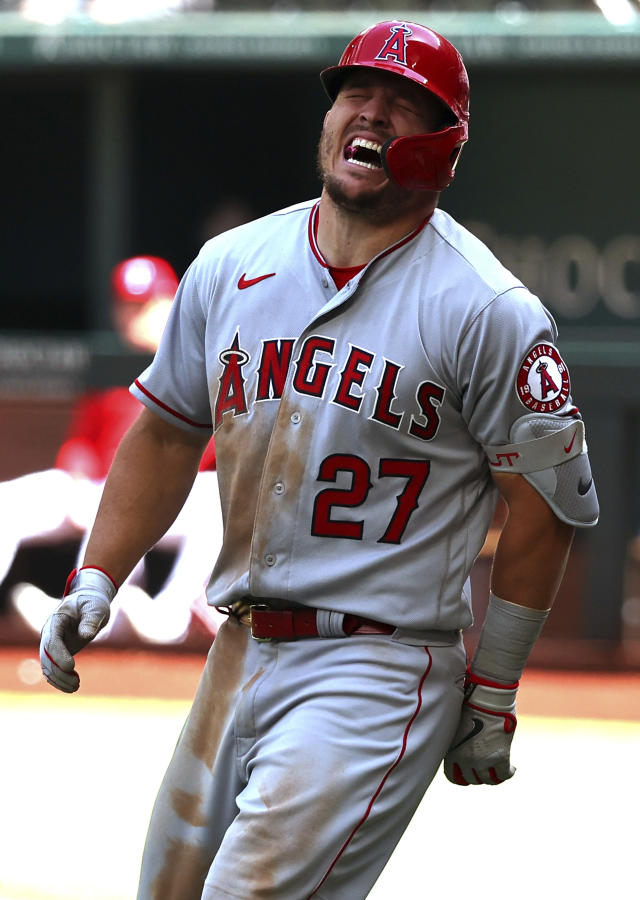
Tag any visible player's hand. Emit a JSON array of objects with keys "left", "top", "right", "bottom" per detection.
[
  {"left": 443, "top": 669, "right": 518, "bottom": 786},
  {"left": 40, "top": 567, "right": 117, "bottom": 693}
]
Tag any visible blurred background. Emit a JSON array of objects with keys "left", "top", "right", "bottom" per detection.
[
  {"left": 1, "top": 0, "right": 640, "bottom": 661},
  {"left": 1, "top": 4, "right": 640, "bottom": 900}
]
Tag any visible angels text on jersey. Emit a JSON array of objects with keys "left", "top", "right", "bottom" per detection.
[{"left": 214, "top": 329, "right": 445, "bottom": 442}]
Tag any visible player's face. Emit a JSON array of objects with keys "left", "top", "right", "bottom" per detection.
[{"left": 317, "top": 70, "right": 444, "bottom": 218}]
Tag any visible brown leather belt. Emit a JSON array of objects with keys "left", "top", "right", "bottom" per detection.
[{"left": 231, "top": 603, "right": 395, "bottom": 641}]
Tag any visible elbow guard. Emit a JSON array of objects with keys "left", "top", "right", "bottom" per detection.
[{"left": 483, "top": 414, "right": 599, "bottom": 528}]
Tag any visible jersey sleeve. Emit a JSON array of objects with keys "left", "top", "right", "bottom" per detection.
[
  {"left": 130, "top": 259, "right": 213, "bottom": 434},
  {"left": 457, "top": 287, "right": 599, "bottom": 528},
  {"left": 457, "top": 286, "right": 573, "bottom": 447}
]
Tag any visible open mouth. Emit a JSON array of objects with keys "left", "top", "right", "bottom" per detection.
[{"left": 344, "top": 137, "right": 383, "bottom": 171}]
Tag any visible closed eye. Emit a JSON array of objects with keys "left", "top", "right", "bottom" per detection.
[{"left": 396, "top": 101, "right": 421, "bottom": 117}]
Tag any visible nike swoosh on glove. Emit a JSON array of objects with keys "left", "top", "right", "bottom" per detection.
[
  {"left": 443, "top": 669, "right": 518, "bottom": 786},
  {"left": 40, "top": 567, "right": 117, "bottom": 693}
]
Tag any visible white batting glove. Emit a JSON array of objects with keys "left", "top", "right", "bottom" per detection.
[
  {"left": 40, "top": 567, "right": 117, "bottom": 693},
  {"left": 444, "top": 669, "right": 518, "bottom": 786}
]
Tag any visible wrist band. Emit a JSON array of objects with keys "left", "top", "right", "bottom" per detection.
[
  {"left": 471, "top": 592, "right": 550, "bottom": 685},
  {"left": 64, "top": 566, "right": 118, "bottom": 601}
]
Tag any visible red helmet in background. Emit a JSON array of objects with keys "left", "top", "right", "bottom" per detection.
[
  {"left": 320, "top": 21, "right": 469, "bottom": 192},
  {"left": 111, "top": 256, "right": 179, "bottom": 305}
]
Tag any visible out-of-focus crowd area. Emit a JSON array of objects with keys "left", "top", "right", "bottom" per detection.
[
  {"left": 2, "top": 0, "right": 640, "bottom": 23},
  {"left": 1, "top": 3, "right": 640, "bottom": 667}
]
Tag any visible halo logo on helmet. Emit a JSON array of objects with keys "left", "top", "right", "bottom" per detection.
[
  {"left": 320, "top": 20, "right": 469, "bottom": 192},
  {"left": 374, "top": 24, "right": 412, "bottom": 66}
]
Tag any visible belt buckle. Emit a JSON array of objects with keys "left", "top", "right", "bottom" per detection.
[{"left": 249, "top": 603, "right": 273, "bottom": 641}]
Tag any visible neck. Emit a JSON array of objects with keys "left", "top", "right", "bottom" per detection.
[{"left": 316, "top": 189, "right": 437, "bottom": 268}]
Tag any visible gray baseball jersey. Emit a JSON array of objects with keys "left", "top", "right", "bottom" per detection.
[{"left": 131, "top": 199, "right": 577, "bottom": 635}]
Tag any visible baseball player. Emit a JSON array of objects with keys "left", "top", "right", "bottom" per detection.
[{"left": 40, "top": 20, "right": 599, "bottom": 900}]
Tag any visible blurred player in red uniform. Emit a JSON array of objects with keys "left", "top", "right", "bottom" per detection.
[
  {"left": 57, "top": 256, "right": 217, "bottom": 480},
  {"left": 3, "top": 256, "right": 222, "bottom": 642}
]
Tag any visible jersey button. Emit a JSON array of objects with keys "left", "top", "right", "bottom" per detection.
[
  {"left": 290, "top": 411, "right": 301, "bottom": 424},
  {"left": 274, "top": 481, "right": 285, "bottom": 495},
  {"left": 264, "top": 553, "right": 276, "bottom": 566}
]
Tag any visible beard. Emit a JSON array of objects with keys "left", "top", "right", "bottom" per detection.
[
  {"left": 321, "top": 171, "right": 385, "bottom": 216},
  {"left": 315, "top": 130, "right": 405, "bottom": 222}
]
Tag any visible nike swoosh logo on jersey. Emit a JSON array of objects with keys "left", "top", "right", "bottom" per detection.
[
  {"left": 238, "top": 272, "right": 276, "bottom": 290},
  {"left": 578, "top": 477, "right": 593, "bottom": 496},
  {"left": 450, "top": 717, "right": 484, "bottom": 751},
  {"left": 564, "top": 429, "right": 577, "bottom": 453}
]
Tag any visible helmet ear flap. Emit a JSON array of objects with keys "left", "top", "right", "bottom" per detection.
[{"left": 381, "top": 126, "right": 467, "bottom": 192}]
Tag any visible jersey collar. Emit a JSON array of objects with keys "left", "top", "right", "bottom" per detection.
[{"left": 307, "top": 201, "right": 432, "bottom": 270}]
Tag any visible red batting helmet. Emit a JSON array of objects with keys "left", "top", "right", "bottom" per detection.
[
  {"left": 111, "top": 256, "right": 179, "bottom": 305},
  {"left": 320, "top": 20, "right": 469, "bottom": 191}
]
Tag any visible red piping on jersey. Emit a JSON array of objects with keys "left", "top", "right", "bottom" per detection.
[
  {"left": 307, "top": 201, "right": 432, "bottom": 270},
  {"left": 307, "top": 647, "right": 433, "bottom": 898},
  {"left": 133, "top": 379, "right": 211, "bottom": 429}
]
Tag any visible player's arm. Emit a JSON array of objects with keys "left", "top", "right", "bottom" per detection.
[
  {"left": 444, "top": 471, "right": 577, "bottom": 787},
  {"left": 40, "top": 407, "right": 210, "bottom": 692},
  {"left": 490, "top": 471, "right": 575, "bottom": 610},
  {"left": 445, "top": 289, "right": 599, "bottom": 785},
  {"left": 83, "top": 407, "right": 210, "bottom": 583}
]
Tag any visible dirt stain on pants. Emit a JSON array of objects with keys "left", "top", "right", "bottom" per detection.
[{"left": 139, "top": 620, "right": 249, "bottom": 900}]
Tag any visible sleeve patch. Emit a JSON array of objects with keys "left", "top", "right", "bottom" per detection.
[{"left": 516, "top": 343, "right": 570, "bottom": 413}]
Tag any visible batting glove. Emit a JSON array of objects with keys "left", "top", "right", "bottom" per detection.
[
  {"left": 443, "top": 669, "right": 518, "bottom": 786},
  {"left": 40, "top": 567, "right": 117, "bottom": 693}
]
